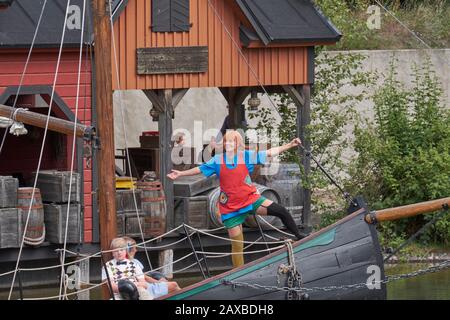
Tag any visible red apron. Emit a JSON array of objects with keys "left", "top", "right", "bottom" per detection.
[{"left": 218, "top": 151, "right": 260, "bottom": 215}]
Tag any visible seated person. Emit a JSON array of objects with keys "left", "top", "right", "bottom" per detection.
[
  {"left": 101, "top": 237, "right": 152, "bottom": 300},
  {"left": 123, "top": 236, "right": 181, "bottom": 298}
]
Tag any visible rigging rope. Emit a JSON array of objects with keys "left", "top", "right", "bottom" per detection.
[
  {"left": 8, "top": 0, "right": 73, "bottom": 301},
  {"left": 58, "top": 0, "right": 87, "bottom": 301}
]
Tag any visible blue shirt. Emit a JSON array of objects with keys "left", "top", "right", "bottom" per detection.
[{"left": 199, "top": 150, "right": 267, "bottom": 221}]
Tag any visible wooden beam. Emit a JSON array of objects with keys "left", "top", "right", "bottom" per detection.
[
  {"left": 233, "top": 87, "right": 252, "bottom": 106},
  {"left": 93, "top": 0, "right": 116, "bottom": 262},
  {"left": 282, "top": 85, "right": 305, "bottom": 106},
  {"left": 299, "top": 85, "right": 311, "bottom": 228},
  {"left": 158, "top": 90, "right": 175, "bottom": 231},
  {"left": 0, "top": 104, "right": 92, "bottom": 138},
  {"left": 172, "top": 89, "right": 189, "bottom": 109},
  {"left": 285, "top": 84, "right": 311, "bottom": 229},
  {"left": 143, "top": 89, "right": 164, "bottom": 113}
]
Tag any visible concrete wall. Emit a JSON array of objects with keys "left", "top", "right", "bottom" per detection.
[{"left": 113, "top": 49, "right": 449, "bottom": 154}]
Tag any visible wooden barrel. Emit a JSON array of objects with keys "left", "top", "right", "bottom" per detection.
[
  {"left": 207, "top": 184, "right": 281, "bottom": 229},
  {"left": 17, "top": 187, "right": 45, "bottom": 245},
  {"left": 136, "top": 181, "right": 166, "bottom": 236}
]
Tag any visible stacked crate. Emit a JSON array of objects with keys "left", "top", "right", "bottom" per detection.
[
  {"left": 115, "top": 189, "right": 143, "bottom": 237},
  {"left": 0, "top": 176, "right": 21, "bottom": 248},
  {"left": 174, "top": 174, "right": 219, "bottom": 229},
  {"left": 33, "top": 171, "right": 82, "bottom": 244}
]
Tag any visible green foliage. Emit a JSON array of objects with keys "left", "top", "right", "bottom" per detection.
[
  {"left": 314, "top": 0, "right": 450, "bottom": 49},
  {"left": 347, "top": 56, "right": 450, "bottom": 244},
  {"left": 249, "top": 52, "right": 375, "bottom": 191}
]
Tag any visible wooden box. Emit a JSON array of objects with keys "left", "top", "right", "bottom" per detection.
[
  {"left": 117, "top": 214, "right": 125, "bottom": 237},
  {"left": 174, "top": 196, "right": 210, "bottom": 229},
  {"left": 116, "top": 189, "right": 142, "bottom": 213},
  {"left": 124, "top": 212, "right": 165, "bottom": 238},
  {"left": 0, "top": 208, "right": 21, "bottom": 248},
  {"left": 0, "top": 176, "right": 18, "bottom": 208},
  {"left": 32, "top": 171, "right": 81, "bottom": 203},
  {"left": 127, "top": 148, "right": 160, "bottom": 179},
  {"left": 43, "top": 203, "right": 82, "bottom": 244},
  {"left": 139, "top": 135, "right": 159, "bottom": 149},
  {"left": 173, "top": 174, "right": 218, "bottom": 197}
]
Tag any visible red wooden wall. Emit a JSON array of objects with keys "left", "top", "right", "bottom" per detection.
[
  {"left": 0, "top": 49, "right": 94, "bottom": 243},
  {"left": 112, "top": 0, "right": 311, "bottom": 90}
]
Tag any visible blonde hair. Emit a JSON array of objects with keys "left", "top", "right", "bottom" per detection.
[
  {"left": 222, "top": 130, "right": 245, "bottom": 153},
  {"left": 110, "top": 237, "right": 127, "bottom": 250}
]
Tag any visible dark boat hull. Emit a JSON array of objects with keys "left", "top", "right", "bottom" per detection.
[{"left": 165, "top": 207, "right": 386, "bottom": 300}]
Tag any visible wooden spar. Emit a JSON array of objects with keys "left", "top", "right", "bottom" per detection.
[
  {"left": 365, "top": 197, "right": 450, "bottom": 224},
  {"left": 0, "top": 103, "right": 93, "bottom": 138},
  {"left": 92, "top": 0, "right": 116, "bottom": 257}
]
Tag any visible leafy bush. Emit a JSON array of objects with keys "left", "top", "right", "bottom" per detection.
[{"left": 347, "top": 56, "right": 450, "bottom": 244}]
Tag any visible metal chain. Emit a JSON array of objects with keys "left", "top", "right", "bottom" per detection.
[{"left": 223, "top": 260, "right": 450, "bottom": 294}]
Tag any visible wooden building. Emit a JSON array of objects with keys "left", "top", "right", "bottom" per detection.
[
  {"left": 0, "top": 0, "right": 340, "bottom": 264},
  {"left": 111, "top": 0, "right": 341, "bottom": 231}
]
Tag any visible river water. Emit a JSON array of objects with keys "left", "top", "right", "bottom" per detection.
[{"left": 0, "top": 263, "right": 448, "bottom": 300}]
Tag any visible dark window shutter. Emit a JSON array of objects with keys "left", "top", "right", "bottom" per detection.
[
  {"left": 171, "top": 0, "right": 190, "bottom": 32},
  {"left": 152, "top": 0, "right": 171, "bottom": 32},
  {"left": 152, "top": 0, "right": 190, "bottom": 32}
]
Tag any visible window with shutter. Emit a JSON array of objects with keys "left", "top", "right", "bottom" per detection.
[{"left": 152, "top": 0, "right": 190, "bottom": 32}]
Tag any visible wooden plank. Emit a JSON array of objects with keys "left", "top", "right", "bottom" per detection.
[
  {"left": 159, "top": 90, "right": 174, "bottom": 231},
  {"left": 137, "top": 47, "right": 208, "bottom": 75},
  {"left": 0, "top": 176, "right": 18, "bottom": 208}
]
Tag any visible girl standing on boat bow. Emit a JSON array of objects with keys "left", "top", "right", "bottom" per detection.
[{"left": 168, "top": 130, "right": 305, "bottom": 268}]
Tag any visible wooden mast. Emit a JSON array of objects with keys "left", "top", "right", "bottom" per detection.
[
  {"left": 92, "top": 0, "right": 116, "bottom": 256},
  {"left": 365, "top": 197, "right": 450, "bottom": 224}
]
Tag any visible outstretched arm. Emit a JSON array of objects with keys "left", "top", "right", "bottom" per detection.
[
  {"left": 167, "top": 167, "right": 201, "bottom": 180},
  {"left": 266, "top": 138, "right": 302, "bottom": 158}
]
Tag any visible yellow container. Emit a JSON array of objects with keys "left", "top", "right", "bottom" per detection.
[{"left": 116, "top": 177, "right": 136, "bottom": 190}]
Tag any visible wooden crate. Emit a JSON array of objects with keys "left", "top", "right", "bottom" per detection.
[
  {"left": 127, "top": 148, "right": 160, "bottom": 179},
  {"left": 0, "top": 208, "right": 21, "bottom": 248},
  {"left": 139, "top": 135, "right": 159, "bottom": 149},
  {"left": 116, "top": 189, "right": 142, "bottom": 213},
  {"left": 117, "top": 214, "right": 125, "bottom": 237},
  {"left": 43, "top": 203, "right": 82, "bottom": 244},
  {"left": 0, "top": 176, "right": 18, "bottom": 208},
  {"left": 173, "top": 174, "right": 218, "bottom": 197},
  {"left": 32, "top": 171, "right": 81, "bottom": 203},
  {"left": 124, "top": 212, "right": 165, "bottom": 238},
  {"left": 174, "top": 196, "right": 210, "bottom": 229}
]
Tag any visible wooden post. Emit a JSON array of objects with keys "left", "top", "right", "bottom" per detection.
[
  {"left": 92, "top": 0, "right": 116, "bottom": 257},
  {"left": 143, "top": 89, "right": 187, "bottom": 232},
  {"left": 159, "top": 90, "right": 174, "bottom": 231},
  {"left": 299, "top": 85, "right": 311, "bottom": 229},
  {"left": 284, "top": 85, "right": 312, "bottom": 230},
  {"left": 158, "top": 249, "right": 174, "bottom": 279},
  {"left": 77, "top": 258, "right": 90, "bottom": 300}
]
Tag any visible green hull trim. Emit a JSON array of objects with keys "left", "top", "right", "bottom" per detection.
[{"left": 168, "top": 228, "right": 336, "bottom": 300}]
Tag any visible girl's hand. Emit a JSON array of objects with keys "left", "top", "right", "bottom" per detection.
[
  {"left": 289, "top": 138, "right": 302, "bottom": 148},
  {"left": 167, "top": 170, "right": 182, "bottom": 180}
]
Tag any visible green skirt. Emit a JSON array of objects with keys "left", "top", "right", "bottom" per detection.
[{"left": 222, "top": 196, "right": 267, "bottom": 229}]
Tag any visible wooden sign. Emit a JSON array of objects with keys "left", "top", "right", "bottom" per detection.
[{"left": 137, "top": 46, "right": 208, "bottom": 75}]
